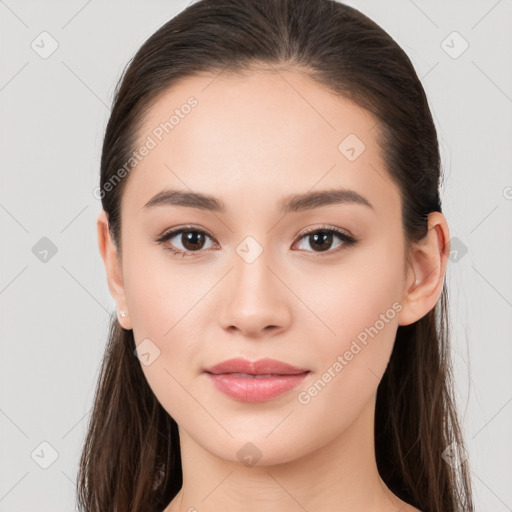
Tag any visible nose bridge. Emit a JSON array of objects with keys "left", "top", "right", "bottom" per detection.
[
  {"left": 218, "top": 232, "right": 291, "bottom": 334},
  {"left": 232, "top": 233, "right": 276, "bottom": 301}
]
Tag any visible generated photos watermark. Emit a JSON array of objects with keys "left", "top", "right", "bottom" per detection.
[{"left": 297, "top": 300, "right": 403, "bottom": 405}]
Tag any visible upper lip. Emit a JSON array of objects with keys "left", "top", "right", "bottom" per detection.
[{"left": 204, "top": 357, "right": 310, "bottom": 376}]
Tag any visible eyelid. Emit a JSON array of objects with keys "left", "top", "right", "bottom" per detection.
[
  {"left": 156, "top": 224, "right": 215, "bottom": 242},
  {"left": 155, "top": 225, "right": 218, "bottom": 255},
  {"left": 296, "top": 224, "right": 355, "bottom": 242},
  {"left": 292, "top": 225, "right": 357, "bottom": 254}
]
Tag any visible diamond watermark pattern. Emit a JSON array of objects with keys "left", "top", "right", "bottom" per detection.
[
  {"left": 31, "top": 441, "right": 59, "bottom": 469},
  {"left": 441, "top": 31, "right": 469, "bottom": 59},
  {"left": 237, "top": 442, "right": 262, "bottom": 467},
  {"left": 236, "top": 236, "right": 263, "bottom": 264},
  {"left": 31, "top": 31, "right": 59, "bottom": 59},
  {"left": 338, "top": 133, "right": 366, "bottom": 161},
  {"left": 448, "top": 236, "right": 468, "bottom": 263},
  {"left": 32, "top": 237, "right": 58, "bottom": 263},
  {"left": 134, "top": 338, "right": 161, "bottom": 366},
  {"left": 441, "top": 441, "right": 468, "bottom": 468}
]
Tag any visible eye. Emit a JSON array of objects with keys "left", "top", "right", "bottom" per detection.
[
  {"left": 156, "top": 226, "right": 217, "bottom": 258},
  {"left": 156, "top": 224, "right": 358, "bottom": 258},
  {"left": 293, "top": 226, "right": 357, "bottom": 255}
]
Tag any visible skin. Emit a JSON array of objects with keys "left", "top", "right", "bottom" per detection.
[{"left": 97, "top": 66, "right": 449, "bottom": 512}]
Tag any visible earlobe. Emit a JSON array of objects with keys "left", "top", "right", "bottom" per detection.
[
  {"left": 397, "top": 212, "right": 450, "bottom": 326},
  {"left": 96, "top": 210, "right": 133, "bottom": 330}
]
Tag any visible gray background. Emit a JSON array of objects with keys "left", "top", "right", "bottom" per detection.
[{"left": 1, "top": 0, "right": 511, "bottom": 510}]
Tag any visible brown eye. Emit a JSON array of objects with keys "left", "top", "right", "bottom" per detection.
[
  {"left": 156, "top": 227, "right": 216, "bottom": 257},
  {"left": 305, "top": 231, "right": 335, "bottom": 252},
  {"left": 156, "top": 225, "right": 357, "bottom": 259},
  {"left": 179, "top": 230, "right": 207, "bottom": 251},
  {"left": 294, "top": 227, "right": 357, "bottom": 254}
]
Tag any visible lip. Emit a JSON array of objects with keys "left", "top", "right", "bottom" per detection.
[
  {"left": 204, "top": 357, "right": 310, "bottom": 403},
  {"left": 204, "top": 357, "right": 309, "bottom": 375}
]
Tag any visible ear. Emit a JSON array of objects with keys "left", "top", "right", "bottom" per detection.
[
  {"left": 96, "top": 209, "right": 133, "bottom": 330},
  {"left": 397, "top": 211, "right": 450, "bottom": 326}
]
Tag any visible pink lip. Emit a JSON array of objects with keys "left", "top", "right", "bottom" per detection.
[{"left": 204, "top": 357, "right": 310, "bottom": 402}]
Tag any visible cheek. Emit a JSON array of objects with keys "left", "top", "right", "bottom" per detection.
[
  {"left": 298, "top": 246, "right": 403, "bottom": 343},
  {"left": 122, "top": 251, "right": 201, "bottom": 421},
  {"left": 122, "top": 241, "right": 200, "bottom": 339},
  {"left": 303, "top": 244, "right": 404, "bottom": 399},
  {"left": 297, "top": 293, "right": 401, "bottom": 433},
  {"left": 121, "top": 243, "right": 207, "bottom": 399}
]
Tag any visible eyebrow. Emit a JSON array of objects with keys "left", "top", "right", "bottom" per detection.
[{"left": 143, "top": 187, "right": 374, "bottom": 213}]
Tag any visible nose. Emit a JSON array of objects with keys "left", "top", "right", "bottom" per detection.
[{"left": 218, "top": 243, "right": 292, "bottom": 338}]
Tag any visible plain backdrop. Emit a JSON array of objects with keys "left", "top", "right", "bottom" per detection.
[{"left": 1, "top": 0, "right": 511, "bottom": 510}]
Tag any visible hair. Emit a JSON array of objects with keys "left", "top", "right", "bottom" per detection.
[{"left": 77, "top": 0, "right": 474, "bottom": 511}]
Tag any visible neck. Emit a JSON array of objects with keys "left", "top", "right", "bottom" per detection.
[{"left": 164, "top": 395, "right": 414, "bottom": 512}]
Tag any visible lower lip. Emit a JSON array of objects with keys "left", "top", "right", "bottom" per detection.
[{"left": 206, "top": 372, "right": 309, "bottom": 402}]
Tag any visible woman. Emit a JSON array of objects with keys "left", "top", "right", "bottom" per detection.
[{"left": 78, "top": 0, "right": 474, "bottom": 510}]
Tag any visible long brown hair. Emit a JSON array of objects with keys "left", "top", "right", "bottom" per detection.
[{"left": 77, "top": 1, "right": 474, "bottom": 510}]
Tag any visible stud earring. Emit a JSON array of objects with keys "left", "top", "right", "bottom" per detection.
[{"left": 119, "top": 310, "right": 127, "bottom": 318}]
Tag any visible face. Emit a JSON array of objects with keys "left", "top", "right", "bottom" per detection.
[{"left": 100, "top": 68, "right": 428, "bottom": 465}]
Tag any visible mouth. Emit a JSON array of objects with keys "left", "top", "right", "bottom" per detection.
[
  {"left": 203, "top": 358, "right": 311, "bottom": 402},
  {"left": 203, "top": 357, "right": 310, "bottom": 376},
  {"left": 212, "top": 372, "right": 303, "bottom": 379}
]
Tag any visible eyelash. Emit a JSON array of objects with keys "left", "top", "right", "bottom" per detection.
[{"left": 155, "top": 224, "right": 358, "bottom": 258}]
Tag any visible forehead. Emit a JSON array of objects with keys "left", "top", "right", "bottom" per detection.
[{"left": 122, "top": 68, "right": 400, "bottom": 219}]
